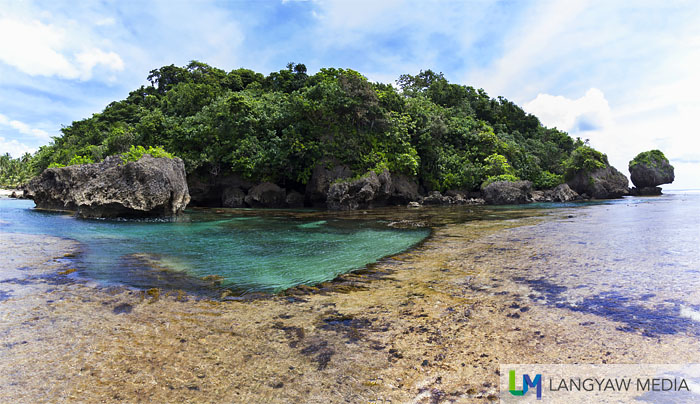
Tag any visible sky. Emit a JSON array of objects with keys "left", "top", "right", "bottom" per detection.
[{"left": 1, "top": 0, "right": 699, "bottom": 188}]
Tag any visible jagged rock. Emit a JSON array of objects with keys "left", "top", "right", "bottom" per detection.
[
  {"left": 326, "top": 172, "right": 381, "bottom": 210},
  {"left": 567, "top": 166, "right": 629, "bottom": 199},
  {"left": 629, "top": 150, "right": 674, "bottom": 188},
  {"left": 551, "top": 183, "right": 579, "bottom": 202},
  {"left": 221, "top": 187, "right": 246, "bottom": 208},
  {"left": 24, "top": 155, "right": 190, "bottom": 218},
  {"left": 244, "top": 182, "right": 286, "bottom": 208},
  {"left": 531, "top": 190, "right": 551, "bottom": 202},
  {"left": 305, "top": 161, "right": 352, "bottom": 207},
  {"left": 285, "top": 191, "right": 305, "bottom": 208},
  {"left": 421, "top": 191, "right": 449, "bottom": 205},
  {"left": 407, "top": 201, "right": 421, "bottom": 208},
  {"left": 482, "top": 181, "right": 533, "bottom": 205}
]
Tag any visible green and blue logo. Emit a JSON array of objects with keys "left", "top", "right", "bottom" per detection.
[{"left": 509, "top": 370, "right": 543, "bottom": 399}]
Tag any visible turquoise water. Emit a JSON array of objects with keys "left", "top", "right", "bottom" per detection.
[{"left": 0, "top": 199, "right": 429, "bottom": 294}]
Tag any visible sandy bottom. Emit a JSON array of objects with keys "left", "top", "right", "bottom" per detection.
[{"left": 1, "top": 209, "right": 699, "bottom": 403}]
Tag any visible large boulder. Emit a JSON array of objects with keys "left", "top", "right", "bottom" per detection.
[
  {"left": 305, "top": 161, "right": 352, "bottom": 207},
  {"left": 567, "top": 166, "right": 629, "bottom": 199},
  {"left": 482, "top": 180, "right": 533, "bottom": 205},
  {"left": 24, "top": 155, "right": 190, "bottom": 218},
  {"left": 244, "top": 182, "right": 286, "bottom": 208},
  {"left": 551, "top": 183, "right": 579, "bottom": 202},
  {"left": 628, "top": 150, "right": 674, "bottom": 188}
]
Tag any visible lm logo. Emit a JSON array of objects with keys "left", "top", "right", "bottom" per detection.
[{"left": 509, "top": 370, "right": 542, "bottom": 399}]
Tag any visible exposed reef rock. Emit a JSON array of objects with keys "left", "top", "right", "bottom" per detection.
[
  {"left": 24, "top": 155, "right": 190, "bottom": 218},
  {"left": 629, "top": 150, "right": 674, "bottom": 189},
  {"left": 482, "top": 181, "right": 533, "bottom": 205},
  {"left": 567, "top": 166, "right": 629, "bottom": 199}
]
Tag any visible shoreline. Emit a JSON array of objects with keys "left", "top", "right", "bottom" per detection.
[{"left": 2, "top": 201, "right": 699, "bottom": 402}]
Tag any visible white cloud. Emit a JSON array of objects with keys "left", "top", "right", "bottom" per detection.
[
  {"left": 0, "top": 114, "right": 51, "bottom": 141},
  {"left": 0, "top": 137, "right": 35, "bottom": 158},
  {"left": 0, "top": 17, "right": 124, "bottom": 80},
  {"left": 524, "top": 88, "right": 611, "bottom": 133}
]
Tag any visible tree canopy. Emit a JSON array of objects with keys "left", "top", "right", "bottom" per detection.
[{"left": 5, "top": 61, "right": 597, "bottom": 191}]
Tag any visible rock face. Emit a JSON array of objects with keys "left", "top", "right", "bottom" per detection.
[
  {"left": 24, "top": 155, "right": 190, "bottom": 218},
  {"left": 305, "top": 161, "right": 352, "bottom": 207},
  {"left": 482, "top": 181, "right": 533, "bottom": 205},
  {"left": 221, "top": 187, "right": 246, "bottom": 208},
  {"left": 325, "top": 169, "right": 422, "bottom": 210},
  {"left": 629, "top": 150, "right": 674, "bottom": 188},
  {"left": 244, "top": 182, "right": 287, "bottom": 208},
  {"left": 285, "top": 191, "right": 305, "bottom": 208},
  {"left": 188, "top": 170, "right": 254, "bottom": 207},
  {"left": 326, "top": 171, "right": 382, "bottom": 210},
  {"left": 567, "top": 166, "right": 629, "bottom": 199}
]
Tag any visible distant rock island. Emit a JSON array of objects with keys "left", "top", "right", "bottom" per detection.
[{"left": 628, "top": 150, "right": 675, "bottom": 195}]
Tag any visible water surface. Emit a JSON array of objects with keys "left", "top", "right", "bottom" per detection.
[{"left": 0, "top": 199, "right": 430, "bottom": 294}]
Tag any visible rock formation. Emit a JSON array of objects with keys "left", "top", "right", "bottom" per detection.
[
  {"left": 482, "top": 180, "right": 533, "bottom": 205},
  {"left": 628, "top": 150, "right": 674, "bottom": 195},
  {"left": 567, "top": 166, "right": 629, "bottom": 199},
  {"left": 24, "top": 155, "right": 190, "bottom": 218}
]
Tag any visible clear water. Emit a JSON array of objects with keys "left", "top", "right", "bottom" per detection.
[{"left": 0, "top": 199, "right": 429, "bottom": 294}]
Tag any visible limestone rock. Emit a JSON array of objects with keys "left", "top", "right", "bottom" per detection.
[{"left": 24, "top": 155, "right": 190, "bottom": 218}]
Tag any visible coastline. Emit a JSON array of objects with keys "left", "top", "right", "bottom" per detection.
[{"left": 2, "top": 202, "right": 699, "bottom": 402}]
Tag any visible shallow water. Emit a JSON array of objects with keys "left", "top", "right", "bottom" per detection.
[{"left": 0, "top": 199, "right": 430, "bottom": 293}]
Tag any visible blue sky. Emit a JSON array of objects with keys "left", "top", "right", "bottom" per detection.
[{"left": 1, "top": 0, "right": 699, "bottom": 188}]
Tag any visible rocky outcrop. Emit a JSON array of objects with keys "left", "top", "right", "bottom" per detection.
[
  {"left": 305, "top": 161, "right": 352, "bottom": 207},
  {"left": 531, "top": 184, "right": 580, "bottom": 202},
  {"left": 326, "top": 171, "right": 382, "bottom": 210},
  {"left": 567, "top": 166, "right": 629, "bottom": 199},
  {"left": 221, "top": 187, "right": 246, "bottom": 208},
  {"left": 24, "top": 155, "right": 190, "bottom": 218},
  {"left": 244, "top": 182, "right": 287, "bottom": 208},
  {"left": 629, "top": 150, "right": 674, "bottom": 188},
  {"left": 482, "top": 181, "right": 533, "bottom": 205},
  {"left": 325, "top": 169, "right": 423, "bottom": 210}
]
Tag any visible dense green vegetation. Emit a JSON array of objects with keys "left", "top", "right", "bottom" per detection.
[
  {"left": 629, "top": 149, "right": 668, "bottom": 169},
  {"left": 6, "top": 61, "right": 596, "bottom": 191},
  {"left": 563, "top": 145, "right": 609, "bottom": 180}
]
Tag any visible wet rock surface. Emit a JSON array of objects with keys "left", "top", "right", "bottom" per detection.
[
  {"left": 24, "top": 155, "right": 190, "bottom": 218},
  {"left": 567, "top": 166, "right": 629, "bottom": 199}
]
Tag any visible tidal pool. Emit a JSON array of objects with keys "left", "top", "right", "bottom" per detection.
[{"left": 0, "top": 199, "right": 430, "bottom": 294}]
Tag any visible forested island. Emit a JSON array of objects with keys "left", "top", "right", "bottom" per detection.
[{"left": 2, "top": 62, "right": 632, "bottom": 209}]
